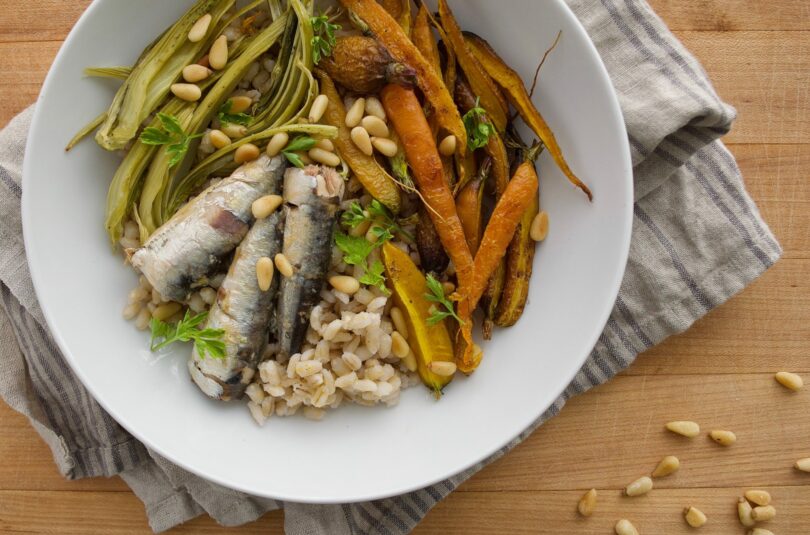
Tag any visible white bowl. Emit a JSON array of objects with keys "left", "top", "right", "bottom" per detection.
[{"left": 22, "top": 0, "right": 632, "bottom": 502}]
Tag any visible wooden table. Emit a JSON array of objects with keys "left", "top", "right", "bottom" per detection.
[{"left": 1, "top": 1, "right": 808, "bottom": 533}]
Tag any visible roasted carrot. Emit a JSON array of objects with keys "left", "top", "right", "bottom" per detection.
[
  {"left": 495, "top": 191, "right": 539, "bottom": 326},
  {"left": 412, "top": 5, "right": 440, "bottom": 76},
  {"left": 464, "top": 32, "right": 592, "bottom": 200},
  {"left": 381, "top": 83, "right": 474, "bottom": 291},
  {"left": 455, "top": 159, "right": 489, "bottom": 256},
  {"left": 438, "top": 0, "right": 508, "bottom": 133},
  {"left": 340, "top": 0, "right": 467, "bottom": 153},
  {"left": 379, "top": 0, "right": 412, "bottom": 36}
]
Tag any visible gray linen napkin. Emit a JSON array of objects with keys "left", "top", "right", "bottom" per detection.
[{"left": 0, "top": 0, "right": 782, "bottom": 533}]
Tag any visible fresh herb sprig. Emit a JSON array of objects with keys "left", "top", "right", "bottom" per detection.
[
  {"left": 334, "top": 231, "right": 391, "bottom": 294},
  {"left": 425, "top": 274, "right": 463, "bottom": 326},
  {"left": 150, "top": 310, "right": 226, "bottom": 359},
  {"left": 341, "top": 200, "right": 413, "bottom": 241},
  {"left": 311, "top": 14, "right": 340, "bottom": 64},
  {"left": 282, "top": 135, "right": 316, "bottom": 168},
  {"left": 139, "top": 113, "right": 203, "bottom": 167},
  {"left": 462, "top": 97, "right": 495, "bottom": 151},
  {"left": 217, "top": 99, "right": 253, "bottom": 127}
]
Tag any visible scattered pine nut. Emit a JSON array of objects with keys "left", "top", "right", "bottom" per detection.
[
  {"left": 182, "top": 64, "right": 212, "bottom": 83},
  {"left": 229, "top": 95, "right": 253, "bottom": 114},
  {"left": 684, "top": 506, "right": 707, "bottom": 528},
  {"left": 209, "top": 129, "right": 231, "bottom": 149},
  {"left": 293, "top": 151, "right": 313, "bottom": 166},
  {"left": 309, "top": 94, "right": 329, "bottom": 123},
  {"left": 315, "top": 138, "right": 335, "bottom": 152},
  {"left": 391, "top": 332, "right": 410, "bottom": 359},
  {"left": 624, "top": 476, "right": 653, "bottom": 497},
  {"left": 744, "top": 490, "right": 771, "bottom": 506},
  {"left": 345, "top": 97, "right": 366, "bottom": 128},
  {"left": 666, "top": 420, "right": 701, "bottom": 438},
  {"left": 577, "top": 488, "right": 597, "bottom": 517},
  {"left": 171, "top": 83, "right": 202, "bottom": 102},
  {"left": 364, "top": 96, "right": 386, "bottom": 121},
  {"left": 371, "top": 136, "right": 398, "bottom": 157},
  {"left": 428, "top": 361, "right": 457, "bottom": 377},
  {"left": 153, "top": 302, "right": 182, "bottom": 321},
  {"left": 614, "top": 519, "right": 639, "bottom": 535},
  {"left": 209, "top": 35, "right": 229, "bottom": 70},
  {"left": 221, "top": 124, "right": 247, "bottom": 139},
  {"left": 329, "top": 275, "right": 360, "bottom": 295},
  {"left": 709, "top": 429, "right": 737, "bottom": 446},
  {"left": 530, "top": 211, "right": 550, "bottom": 242},
  {"left": 361, "top": 115, "right": 390, "bottom": 138},
  {"left": 438, "top": 135, "right": 457, "bottom": 156},
  {"left": 266, "top": 132, "right": 289, "bottom": 157},
  {"left": 350, "top": 126, "right": 373, "bottom": 156},
  {"left": 188, "top": 13, "right": 212, "bottom": 42},
  {"left": 442, "top": 281, "right": 456, "bottom": 295},
  {"left": 795, "top": 457, "right": 810, "bottom": 472},
  {"left": 652, "top": 455, "right": 680, "bottom": 478},
  {"left": 252, "top": 195, "right": 283, "bottom": 219},
  {"left": 390, "top": 307, "right": 408, "bottom": 340},
  {"left": 403, "top": 352, "right": 418, "bottom": 372},
  {"left": 751, "top": 505, "right": 776, "bottom": 522},
  {"left": 308, "top": 147, "right": 341, "bottom": 167},
  {"left": 256, "top": 257, "right": 274, "bottom": 292},
  {"left": 775, "top": 371, "right": 803, "bottom": 391},
  {"left": 738, "top": 497, "right": 755, "bottom": 527},
  {"left": 274, "top": 253, "right": 294, "bottom": 278},
  {"left": 748, "top": 529, "right": 775, "bottom": 535},
  {"left": 234, "top": 143, "right": 260, "bottom": 164}
]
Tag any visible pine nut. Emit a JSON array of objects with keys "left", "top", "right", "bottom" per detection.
[
  {"left": 577, "top": 488, "right": 597, "bottom": 517},
  {"left": 371, "top": 136, "right": 398, "bottom": 157},
  {"left": 221, "top": 124, "right": 247, "bottom": 139},
  {"left": 209, "top": 129, "right": 231, "bottom": 149},
  {"left": 188, "top": 13, "right": 212, "bottom": 42},
  {"left": 748, "top": 529, "right": 775, "bottom": 535},
  {"left": 442, "top": 281, "right": 456, "bottom": 295},
  {"left": 361, "top": 115, "right": 389, "bottom": 138},
  {"left": 252, "top": 195, "right": 283, "bottom": 219},
  {"left": 329, "top": 275, "right": 360, "bottom": 295},
  {"left": 308, "top": 147, "right": 341, "bottom": 167},
  {"left": 738, "top": 497, "right": 755, "bottom": 527},
  {"left": 391, "top": 331, "right": 410, "bottom": 359},
  {"left": 795, "top": 457, "right": 810, "bottom": 472},
  {"left": 365, "top": 96, "right": 387, "bottom": 121},
  {"left": 775, "top": 371, "right": 803, "bottom": 391},
  {"left": 666, "top": 420, "right": 700, "bottom": 437},
  {"left": 438, "top": 135, "right": 457, "bottom": 156},
  {"left": 309, "top": 94, "right": 329, "bottom": 123},
  {"left": 275, "top": 253, "right": 294, "bottom": 278},
  {"left": 256, "top": 257, "right": 274, "bottom": 291},
  {"left": 403, "top": 352, "right": 418, "bottom": 372},
  {"left": 345, "top": 97, "right": 366, "bottom": 128},
  {"left": 530, "top": 211, "right": 550, "bottom": 241},
  {"left": 709, "top": 429, "right": 736, "bottom": 446},
  {"left": 684, "top": 506, "right": 707, "bottom": 528},
  {"left": 122, "top": 302, "right": 141, "bottom": 320},
  {"left": 624, "top": 476, "right": 653, "bottom": 497},
  {"left": 390, "top": 307, "right": 408, "bottom": 339},
  {"left": 171, "top": 83, "right": 201, "bottom": 102},
  {"left": 153, "top": 302, "right": 182, "bottom": 321},
  {"left": 234, "top": 143, "right": 260, "bottom": 164},
  {"left": 428, "top": 361, "right": 457, "bottom": 377},
  {"left": 614, "top": 519, "right": 639, "bottom": 535},
  {"left": 294, "top": 151, "right": 313, "bottom": 165},
  {"left": 744, "top": 490, "right": 771, "bottom": 506},
  {"left": 750, "top": 505, "right": 776, "bottom": 522},
  {"left": 315, "top": 138, "right": 335, "bottom": 152},
  {"left": 209, "top": 35, "right": 229, "bottom": 70},
  {"left": 134, "top": 308, "right": 151, "bottom": 331},
  {"left": 652, "top": 455, "right": 680, "bottom": 478},
  {"left": 349, "top": 218, "right": 372, "bottom": 238},
  {"left": 229, "top": 95, "right": 253, "bottom": 114},
  {"left": 350, "top": 126, "right": 373, "bottom": 156},
  {"left": 182, "top": 64, "right": 212, "bottom": 83},
  {"left": 266, "top": 132, "right": 289, "bottom": 157}
]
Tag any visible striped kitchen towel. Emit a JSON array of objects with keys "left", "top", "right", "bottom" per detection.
[{"left": 0, "top": 0, "right": 781, "bottom": 533}]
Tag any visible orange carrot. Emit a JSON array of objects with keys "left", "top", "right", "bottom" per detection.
[{"left": 381, "top": 83, "right": 474, "bottom": 291}]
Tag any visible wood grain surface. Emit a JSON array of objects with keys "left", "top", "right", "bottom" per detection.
[{"left": 1, "top": 1, "right": 808, "bottom": 533}]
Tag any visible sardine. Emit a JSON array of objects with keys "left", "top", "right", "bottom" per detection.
[
  {"left": 132, "top": 155, "right": 287, "bottom": 302},
  {"left": 188, "top": 209, "right": 284, "bottom": 400},
  {"left": 277, "top": 165, "right": 344, "bottom": 356}
]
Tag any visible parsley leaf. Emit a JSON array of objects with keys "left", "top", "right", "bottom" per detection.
[
  {"left": 311, "top": 15, "right": 340, "bottom": 64},
  {"left": 462, "top": 97, "right": 495, "bottom": 151},
  {"left": 334, "top": 231, "right": 391, "bottom": 294},
  {"left": 341, "top": 202, "right": 367, "bottom": 229},
  {"left": 424, "top": 274, "right": 463, "bottom": 326},
  {"left": 149, "top": 310, "right": 226, "bottom": 359},
  {"left": 281, "top": 135, "right": 316, "bottom": 168},
  {"left": 217, "top": 100, "right": 253, "bottom": 127},
  {"left": 139, "top": 113, "right": 202, "bottom": 167},
  {"left": 359, "top": 260, "right": 386, "bottom": 290}
]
